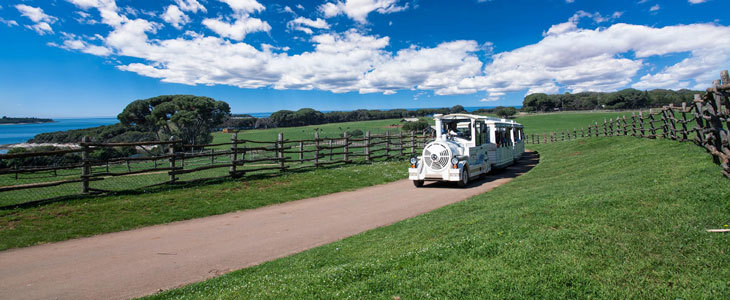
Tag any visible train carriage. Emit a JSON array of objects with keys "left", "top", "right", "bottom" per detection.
[{"left": 409, "top": 113, "right": 524, "bottom": 187}]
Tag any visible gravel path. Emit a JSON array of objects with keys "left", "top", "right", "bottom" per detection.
[{"left": 0, "top": 151, "right": 537, "bottom": 300}]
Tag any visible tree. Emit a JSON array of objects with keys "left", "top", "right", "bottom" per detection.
[
  {"left": 117, "top": 95, "right": 230, "bottom": 145},
  {"left": 255, "top": 118, "right": 276, "bottom": 129},
  {"left": 450, "top": 105, "right": 467, "bottom": 113},
  {"left": 402, "top": 119, "right": 430, "bottom": 132},
  {"left": 493, "top": 106, "right": 517, "bottom": 118}
]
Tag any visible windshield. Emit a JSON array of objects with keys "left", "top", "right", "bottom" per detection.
[{"left": 441, "top": 120, "right": 472, "bottom": 141}]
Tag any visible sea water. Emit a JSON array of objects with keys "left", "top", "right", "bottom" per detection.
[{"left": 0, "top": 118, "right": 119, "bottom": 147}]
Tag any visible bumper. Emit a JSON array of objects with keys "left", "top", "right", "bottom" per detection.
[{"left": 409, "top": 166, "right": 462, "bottom": 182}]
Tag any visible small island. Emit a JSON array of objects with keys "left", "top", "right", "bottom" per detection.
[{"left": 0, "top": 116, "right": 54, "bottom": 124}]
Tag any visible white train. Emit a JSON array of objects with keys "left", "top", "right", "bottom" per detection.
[{"left": 408, "top": 113, "right": 525, "bottom": 187}]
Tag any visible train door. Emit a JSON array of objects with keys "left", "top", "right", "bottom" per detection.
[{"left": 468, "top": 121, "right": 490, "bottom": 175}]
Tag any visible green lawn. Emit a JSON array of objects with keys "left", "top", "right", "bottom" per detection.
[
  {"left": 0, "top": 161, "right": 407, "bottom": 251},
  {"left": 514, "top": 111, "right": 644, "bottom": 134},
  {"left": 148, "top": 137, "right": 730, "bottom": 299},
  {"left": 212, "top": 118, "right": 409, "bottom": 146}
]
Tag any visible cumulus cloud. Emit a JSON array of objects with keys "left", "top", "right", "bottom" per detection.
[
  {"left": 162, "top": 5, "right": 190, "bottom": 29},
  {"left": 287, "top": 17, "right": 329, "bottom": 34},
  {"left": 202, "top": 0, "right": 270, "bottom": 40},
  {"left": 16, "top": 4, "right": 57, "bottom": 34},
  {"left": 319, "top": 0, "right": 408, "bottom": 23},
  {"left": 174, "top": 0, "right": 206, "bottom": 13},
  {"left": 0, "top": 18, "right": 19, "bottom": 27},
  {"left": 66, "top": 0, "right": 124, "bottom": 26},
  {"left": 22, "top": 1, "right": 730, "bottom": 101},
  {"left": 457, "top": 22, "right": 730, "bottom": 98}
]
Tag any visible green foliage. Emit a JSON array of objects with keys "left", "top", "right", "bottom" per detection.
[
  {"left": 118, "top": 95, "right": 230, "bottom": 145},
  {"left": 0, "top": 117, "right": 53, "bottom": 124},
  {"left": 148, "top": 138, "right": 730, "bottom": 299},
  {"left": 29, "top": 123, "right": 154, "bottom": 144},
  {"left": 450, "top": 105, "right": 466, "bottom": 113},
  {"left": 3, "top": 146, "right": 81, "bottom": 168},
  {"left": 341, "top": 129, "right": 364, "bottom": 138},
  {"left": 523, "top": 88, "right": 700, "bottom": 112},
  {"left": 493, "top": 106, "right": 517, "bottom": 118},
  {"left": 401, "top": 119, "right": 430, "bottom": 132}
]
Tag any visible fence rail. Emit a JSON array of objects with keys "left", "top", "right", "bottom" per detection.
[
  {"left": 524, "top": 69, "right": 730, "bottom": 177},
  {"left": 0, "top": 131, "right": 433, "bottom": 208}
]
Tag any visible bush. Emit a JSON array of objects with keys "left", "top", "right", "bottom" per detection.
[{"left": 402, "top": 120, "right": 430, "bottom": 132}]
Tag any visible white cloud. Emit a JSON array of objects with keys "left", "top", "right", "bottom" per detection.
[
  {"left": 319, "top": 0, "right": 408, "bottom": 23},
  {"left": 16, "top": 4, "right": 56, "bottom": 24},
  {"left": 23, "top": 2, "right": 730, "bottom": 101},
  {"left": 650, "top": 4, "right": 660, "bottom": 11},
  {"left": 287, "top": 17, "right": 329, "bottom": 34},
  {"left": 162, "top": 5, "right": 190, "bottom": 29},
  {"left": 202, "top": 0, "right": 270, "bottom": 41},
  {"left": 688, "top": 0, "right": 709, "bottom": 3},
  {"left": 202, "top": 17, "right": 271, "bottom": 41},
  {"left": 544, "top": 10, "right": 621, "bottom": 36},
  {"left": 16, "top": 4, "right": 57, "bottom": 35},
  {"left": 175, "top": 0, "right": 206, "bottom": 13},
  {"left": 296, "top": 4, "right": 305, "bottom": 10},
  {"left": 218, "top": 0, "right": 265, "bottom": 15},
  {"left": 66, "top": 0, "right": 124, "bottom": 26},
  {"left": 0, "top": 18, "right": 19, "bottom": 27}
]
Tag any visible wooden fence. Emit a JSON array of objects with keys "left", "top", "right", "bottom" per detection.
[
  {"left": 0, "top": 131, "right": 433, "bottom": 207},
  {"left": 524, "top": 70, "right": 730, "bottom": 177}
]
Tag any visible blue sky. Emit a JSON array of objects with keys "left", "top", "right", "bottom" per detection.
[{"left": 0, "top": 0, "right": 728, "bottom": 117}]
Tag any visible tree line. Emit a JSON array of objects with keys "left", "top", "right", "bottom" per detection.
[
  {"left": 0, "top": 116, "right": 53, "bottom": 124},
  {"left": 522, "top": 88, "right": 702, "bottom": 112},
  {"left": 221, "top": 105, "right": 471, "bottom": 129}
]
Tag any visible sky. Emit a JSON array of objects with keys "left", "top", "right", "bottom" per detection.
[{"left": 0, "top": 0, "right": 728, "bottom": 117}]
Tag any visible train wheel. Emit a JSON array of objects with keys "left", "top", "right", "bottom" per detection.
[{"left": 457, "top": 168, "right": 469, "bottom": 187}]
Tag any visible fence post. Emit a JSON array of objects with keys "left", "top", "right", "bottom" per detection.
[
  {"left": 594, "top": 121, "right": 599, "bottom": 137},
  {"left": 126, "top": 159, "right": 131, "bottom": 172},
  {"left": 299, "top": 141, "right": 304, "bottom": 163},
  {"left": 365, "top": 131, "right": 371, "bottom": 163},
  {"left": 344, "top": 131, "right": 349, "bottom": 163},
  {"left": 314, "top": 132, "right": 320, "bottom": 167},
  {"left": 573, "top": 128, "right": 577, "bottom": 139},
  {"left": 168, "top": 142, "right": 177, "bottom": 183},
  {"left": 693, "top": 94, "right": 705, "bottom": 144},
  {"left": 660, "top": 108, "right": 669, "bottom": 139},
  {"left": 543, "top": 133, "right": 547, "bottom": 144},
  {"left": 648, "top": 109, "right": 657, "bottom": 139},
  {"left": 385, "top": 131, "right": 390, "bottom": 158},
  {"left": 622, "top": 115, "right": 628, "bottom": 136},
  {"left": 410, "top": 131, "right": 416, "bottom": 156},
  {"left": 210, "top": 149, "right": 215, "bottom": 165},
  {"left": 81, "top": 136, "right": 90, "bottom": 194},
  {"left": 561, "top": 130, "right": 565, "bottom": 141},
  {"left": 399, "top": 132, "right": 404, "bottom": 157},
  {"left": 680, "top": 102, "right": 689, "bottom": 142},
  {"left": 603, "top": 119, "right": 608, "bottom": 136},
  {"left": 278, "top": 133, "right": 285, "bottom": 172},
  {"left": 230, "top": 132, "right": 238, "bottom": 177},
  {"left": 328, "top": 139, "right": 333, "bottom": 160}
]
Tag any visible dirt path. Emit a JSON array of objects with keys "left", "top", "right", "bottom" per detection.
[{"left": 0, "top": 151, "right": 538, "bottom": 300}]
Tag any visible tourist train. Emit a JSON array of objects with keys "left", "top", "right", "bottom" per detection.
[{"left": 409, "top": 113, "right": 524, "bottom": 187}]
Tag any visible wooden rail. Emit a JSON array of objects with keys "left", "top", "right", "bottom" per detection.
[
  {"left": 0, "top": 130, "right": 433, "bottom": 207},
  {"left": 525, "top": 69, "right": 730, "bottom": 178}
]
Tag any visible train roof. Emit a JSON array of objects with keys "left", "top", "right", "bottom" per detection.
[{"left": 434, "top": 113, "right": 523, "bottom": 127}]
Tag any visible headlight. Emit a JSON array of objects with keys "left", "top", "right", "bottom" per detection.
[
  {"left": 451, "top": 157, "right": 459, "bottom": 165},
  {"left": 410, "top": 157, "right": 418, "bottom": 164}
]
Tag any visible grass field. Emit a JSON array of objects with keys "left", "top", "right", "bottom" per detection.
[
  {"left": 211, "top": 118, "right": 410, "bottom": 146},
  {"left": 148, "top": 137, "right": 730, "bottom": 299},
  {"left": 0, "top": 161, "right": 407, "bottom": 251},
  {"left": 514, "top": 111, "right": 644, "bottom": 134}
]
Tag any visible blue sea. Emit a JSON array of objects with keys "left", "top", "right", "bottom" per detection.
[
  {"left": 245, "top": 105, "right": 521, "bottom": 118},
  {"left": 0, "top": 118, "right": 119, "bottom": 147}
]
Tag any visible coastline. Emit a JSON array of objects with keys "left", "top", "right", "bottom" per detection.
[
  {"left": 0, "top": 121, "right": 55, "bottom": 125},
  {"left": 0, "top": 142, "right": 81, "bottom": 150}
]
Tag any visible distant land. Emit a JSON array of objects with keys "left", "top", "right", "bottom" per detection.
[{"left": 0, "top": 117, "right": 54, "bottom": 125}]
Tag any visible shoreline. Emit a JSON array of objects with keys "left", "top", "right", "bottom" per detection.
[
  {"left": 0, "top": 121, "right": 55, "bottom": 125},
  {"left": 0, "top": 142, "right": 81, "bottom": 150}
]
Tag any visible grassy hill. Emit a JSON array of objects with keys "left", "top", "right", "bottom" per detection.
[{"left": 148, "top": 137, "right": 730, "bottom": 299}]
